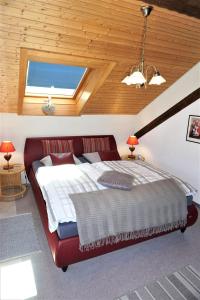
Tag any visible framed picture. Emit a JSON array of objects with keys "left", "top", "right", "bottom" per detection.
[{"left": 186, "top": 115, "right": 200, "bottom": 144}]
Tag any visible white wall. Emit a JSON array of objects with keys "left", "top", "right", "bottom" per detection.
[
  {"left": 0, "top": 114, "right": 137, "bottom": 164},
  {"left": 136, "top": 62, "right": 200, "bottom": 204},
  {"left": 135, "top": 62, "right": 200, "bottom": 131}
]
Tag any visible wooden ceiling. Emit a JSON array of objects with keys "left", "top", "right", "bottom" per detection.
[{"left": 0, "top": 0, "right": 200, "bottom": 115}]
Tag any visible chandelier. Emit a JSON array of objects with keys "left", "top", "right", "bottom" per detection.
[{"left": 121, "top": 6, "right": 166, "bottom": 87}]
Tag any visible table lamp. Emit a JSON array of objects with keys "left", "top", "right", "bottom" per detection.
[
  {"left": 126, "top": 135, "right": 139, "bottom": 159},
  {"left": 0, "top": 141, "right": 16, "bottom": 170}
]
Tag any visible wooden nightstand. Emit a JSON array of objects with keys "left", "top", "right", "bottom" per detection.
[{"left": 0, "top": 164, "right": 27, "bottom": 201}]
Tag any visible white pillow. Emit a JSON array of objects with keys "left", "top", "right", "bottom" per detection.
[
  {"left": 40, "top": 155, "right": 52, "bottom": 166},
  {"left": 82, "top": 152, "right": 101, "bottom": 163},
  {"left": 40, "top": 154, "right": 82, "bottom": 166}
]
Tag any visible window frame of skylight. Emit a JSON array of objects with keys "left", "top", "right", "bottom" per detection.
[
  {"left": 18, "top": 48, "right": 116, "bottom": 115},
  {"left": 25, "top": 60, "right": 89, "bottom": 99}
]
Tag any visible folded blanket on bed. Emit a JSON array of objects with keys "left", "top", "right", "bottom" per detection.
[
  {"left": 97, "top": 170, "right": 134, "bottom": 190},
  {"left": 70, "top": 178, "right": 187, "bottom": 250}
]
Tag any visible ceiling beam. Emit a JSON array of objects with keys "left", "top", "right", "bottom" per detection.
[
  {"left": 135, "top": 88, "right": 200, "bottom": 138},
  {"left": 142, "top": 0, "right": 200, "bottom": 19}
]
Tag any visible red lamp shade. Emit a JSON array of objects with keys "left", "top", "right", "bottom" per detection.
[
  {"left": 0, "top": 141, "right": 15, "bottom": 170},
  {"left": 0, "top": 141, "right": 15, "bottom": 153},
  {"left": 126, "top": 135, "right": 139, "bottom": 145}
]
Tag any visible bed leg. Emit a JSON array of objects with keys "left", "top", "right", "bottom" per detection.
[
  {"left": 180, "top": 227, "right": 186, "bottom": 233},
  {"left": 61, "top": 266, "right": 68, "bottom": 272}
]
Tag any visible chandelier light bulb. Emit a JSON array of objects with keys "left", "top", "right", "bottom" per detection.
[
  {"left": 121, "top": 75, "right": 132, "bottom": 85},
  {"left": 128, "top": 70, "right": 146, "bottom": 85},
  {"left": 149, "top": 72, "right": 166, "bottom": 85}
]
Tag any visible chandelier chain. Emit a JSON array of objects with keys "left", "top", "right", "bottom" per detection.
[{"left": 140, "top": 15, "right": 148, "bottom": 74}]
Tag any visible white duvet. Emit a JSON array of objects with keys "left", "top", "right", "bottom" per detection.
[
  {"left": 36, "top": 163, "right": 107, "bottom": 232},
  {"left": 35, "top": 160, "right": 197, "bottom": 233}
]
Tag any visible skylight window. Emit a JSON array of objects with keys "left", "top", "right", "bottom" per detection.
[
  {"left": 25, "top": 61, "right": 87, "bottom": 97},
  {"left": 19, "top": 48, "right": 116, "bottom": 115}
]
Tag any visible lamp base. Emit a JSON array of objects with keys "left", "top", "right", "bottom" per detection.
[
  {"left": 3, "top": 153, "right": 13, "bottom": 170},
  {"left": 3, "top": 164, "right": 14, "bottom": 170}
]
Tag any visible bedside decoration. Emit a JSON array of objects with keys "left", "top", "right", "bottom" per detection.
[
  {"left": 186, "top": 115, "right": 200, "bottom": 144},
  {"left": 42, "top": 95, "right": 55, "bottom": 115},
  {"left": 121, "top": 6, "right": 166, "bottom": 88},
  {"left": 136, "top": 154, "right": 145, "bottom": 161},
  {"left": 127, "top": 135, "right": 139, "bottom": 159},
  {"left": 0, "top": 141, "right": 16, "bottom": 170}
]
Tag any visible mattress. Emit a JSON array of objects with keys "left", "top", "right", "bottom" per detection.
[
  {"left": 32, "top": 160, "right": 194, "bottom": 240},
  {"left": 57, "top": 221, "right": 78, "bottom": 239},
  {"left": 32, "top": 160, "right": 79, "bottom": 239}
]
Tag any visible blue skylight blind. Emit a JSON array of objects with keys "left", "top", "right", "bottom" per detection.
[{"left": 26, "top": 61, "right": 87, "bottom": 97}]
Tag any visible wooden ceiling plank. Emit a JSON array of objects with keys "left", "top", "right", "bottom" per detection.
[
  {"left": 1, "top": 27, "right": 199, "bottom": 63},
  {"left": 1, "top": 36, "right": 199, "bottom": 68},
  {"left": 1, "top": 1, "right": 200, "bottom": 38},
  {"left": 1, "top": 11, "right": 198, "bottom": 46},
  {"left": 1, "top": 19, "right": 200, "bottom": 54},
  {"left": 1, "top": 5, "right": 199, "bottom": 47},
  {"left": 32, "top": 0, "right": 200, "bottom": 26}
]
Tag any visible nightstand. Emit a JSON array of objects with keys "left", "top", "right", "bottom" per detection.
[{"left": 0, "top": 164, "right": 27, "bottom": 201}]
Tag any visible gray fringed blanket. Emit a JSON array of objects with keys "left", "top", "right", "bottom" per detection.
[{"left": 69, "top": 178, "right": 187, "bottom": 250}]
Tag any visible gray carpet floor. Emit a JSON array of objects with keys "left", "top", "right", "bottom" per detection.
[
  {"left": 0, "top": 213, "right": 40, "bottom": 262},
  {"left": 116, "top": 265, "right": 200, "bottom": 300},
  {"left": 0, "top": 188, "right": 200, "bottom": 300}
]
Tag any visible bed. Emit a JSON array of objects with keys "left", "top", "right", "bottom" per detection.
[{"left": 24, "top": 135, "right": 198, "bottom": 271}]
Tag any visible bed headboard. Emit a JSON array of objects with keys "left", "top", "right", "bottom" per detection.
[{"left": 24, "top": 135, "right": 118, "bottom": 177}]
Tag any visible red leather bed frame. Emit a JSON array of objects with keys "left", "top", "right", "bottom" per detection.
[{"left": 24, "top": 135, "right": 198, "bottom": 271}]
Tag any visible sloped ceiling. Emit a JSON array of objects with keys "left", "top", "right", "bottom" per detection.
[{"left": 0, "top": 0, "right": 200, "bottom": 115}]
